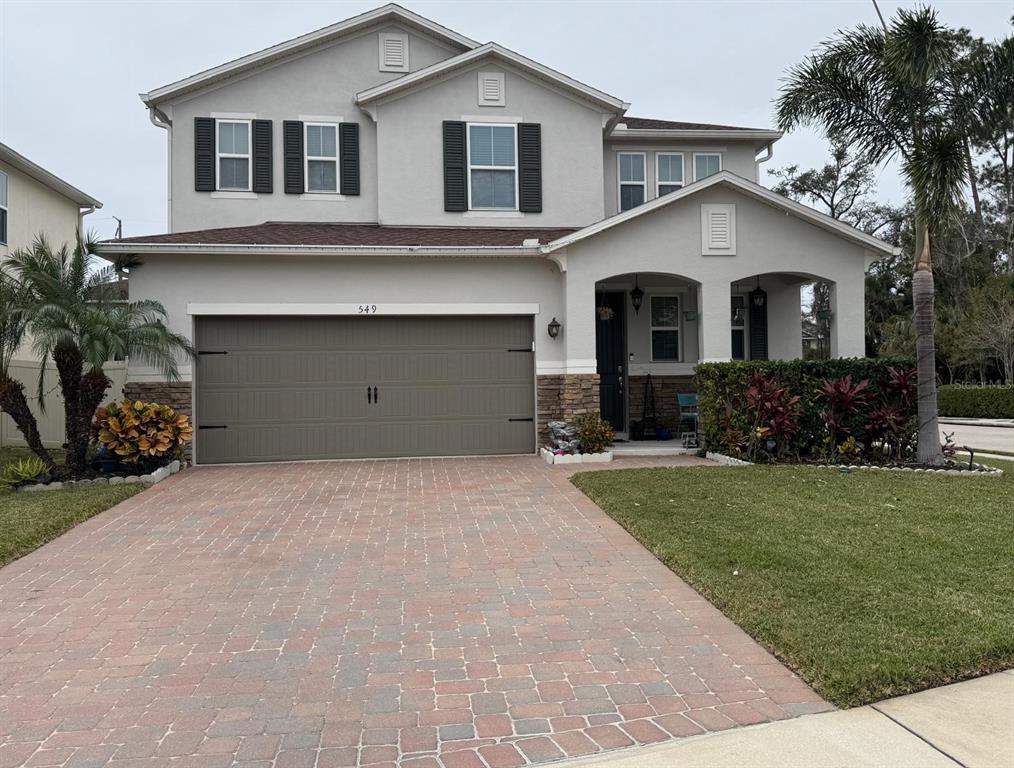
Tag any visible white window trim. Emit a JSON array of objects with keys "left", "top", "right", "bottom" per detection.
[
  {"left": 656, "top": 152, "right": 685, "bottom": 197},
  {"left": 649, "top": 294, "right": 682, "bottom": 363},
  {"left": 466, "top": 122, "right": 519, "bottom": 212},
  {"left": 693, "top": 152, "right": 722, "bottom": 182},
  {"left": 617, "top": 151, "right": 646, "bottom": 212},
  {"left": 0, "top": 170, "right": 7, "bottom": 245},
  {"left": 378, "top": 31, "right": 409, "bottom": 72},
  {"left": 210, "top": 191, "right": 257, "bottom": 200},
  {"left": 304, "top": 122, "right": 340, "bottom": 195},
  {"left": 215, "top": 119, "right": 252, "bottom": 192},
  {"left": 731, "top": 293, "right": 749, "bottom": 360}
]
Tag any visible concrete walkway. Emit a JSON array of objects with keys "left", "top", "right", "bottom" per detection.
[{"left": 560, "top": 671, "right": 1014, "bottom": 768}]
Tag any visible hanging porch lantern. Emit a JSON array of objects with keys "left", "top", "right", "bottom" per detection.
[{"left": 630, "top": 274, "right": 644, "bottom": 314}]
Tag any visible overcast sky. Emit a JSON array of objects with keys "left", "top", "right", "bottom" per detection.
[{"left": 1, "top": 0, "right": 1010, "bottom": 240}]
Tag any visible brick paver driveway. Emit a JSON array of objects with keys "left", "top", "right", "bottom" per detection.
[{"left": 0, "top": 456, "right": 829, "bottom": 768}]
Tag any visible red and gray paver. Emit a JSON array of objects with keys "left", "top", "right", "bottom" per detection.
[{"left": 0, "top": 456, "right": 830, "bottom": 767}]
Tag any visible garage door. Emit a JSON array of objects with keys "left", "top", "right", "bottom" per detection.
[{"left": 194, "top": 315, "right": 535, "bottom": 464}]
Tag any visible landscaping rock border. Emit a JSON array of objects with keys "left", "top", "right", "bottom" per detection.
[
  {"left": 18, "top": 460, "right": 185, "bottom": 493},
  {"left": 704, "top": 451, "right": 1002, "bottom": 476},
  {"left": 541, "top": 448, "right": 613, "bottom": 465}
]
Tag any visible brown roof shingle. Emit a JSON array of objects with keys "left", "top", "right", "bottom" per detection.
[
  {"left": 619, "top": 117, "right": 769, "bottom": 131},
  {"left": 109, "top": 222, "right": 578, "bottom": 248}
]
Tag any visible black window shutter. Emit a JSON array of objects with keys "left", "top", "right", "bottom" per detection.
[
  {"left": 194, "top": 117, "right": 215, "bottom": 192},
  {"left": 443, "top": 121, "right": 467, "bottom": 212},
  {"left": 517, "top": 123, "right": 542, "bottom": 213},
  {"left": 0, "top": 208, "right": 7, "bottom": 245},
  {"left": 251, "top": 119, "right": 273, "bottom": 193},
  {"left": 339, "top": 123, "right": 360, "bottom": 196},
  {"left": 283, "top": 120, "right": 304, "bottom": 194},
  {"left": 749, "top": 290, "right": 768, "bottom": 360}
]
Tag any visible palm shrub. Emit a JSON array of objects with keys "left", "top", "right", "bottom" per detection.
[
  {"left": 775, "top": 8, "right": 1014, "bottom": 465},
  {"left": 0, "top": 270, "right": 54, "bottom": 468},
  {"left": 8, "top": 235, "right": 194, "bottom": 471}
]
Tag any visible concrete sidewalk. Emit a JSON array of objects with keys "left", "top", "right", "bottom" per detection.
[{"left": 559, "top": 671, "right": 1014, "bottom": 768}]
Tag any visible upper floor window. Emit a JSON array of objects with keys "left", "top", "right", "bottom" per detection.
[
  {"left": 468, "top": 124, "right": 516, "bottom": 210},
  {"left": 618, "top": 152, "right": 645, "bottom": 212},
  {"left": 650, "top": 295, "right": 680, "bottom": 361},
  {"left": 0, "top": 170, "right": 7, "bottom": 244},
  {"left": 217, "top": 120, "right": 251, "bottom": 191},
  {"left": 694, "top": 152, "right": 721, "bottom": 181},
  {"left": 305, "top": 123, "right": 339, "bottom": 193},
  {"left": 657, "top": 153, "right": 684, "bottom": 196}
]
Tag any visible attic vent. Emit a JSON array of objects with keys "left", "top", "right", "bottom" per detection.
[
  {"left": 477, "top": 71, "right": 505, "bottom": 106},
  {"left": 379, "top": 32, "right": 409, "bottom": 72},
  {"left": 701, "top": 204, "right": 737, "bottom": 255}
]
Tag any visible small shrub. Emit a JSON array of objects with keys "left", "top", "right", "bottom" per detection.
[
  {"left": 819, "top": 375, "right": 869, "bottom": 449},
  {"left": 937, "top": 385, "right": 1014, "bottom": 418},
  {"left": 744, "top": 371, "right": 801, "bottom": 462},
  {"left": 93, "top": 399, "right": 193, "bottom": 468},
  {"left": 574, "top": 413, "right": 614, "bottom": 454},
  {"left": 1, "top": 456, "right": 47, "bottom": 489}
]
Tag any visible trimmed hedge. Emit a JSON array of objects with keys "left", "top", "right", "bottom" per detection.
[
  {"left": 938, "top": 385, "right": 1014, "bottom": 419},
  {"left": 696, "top": 358, "right": 914, "bottom": 459}
]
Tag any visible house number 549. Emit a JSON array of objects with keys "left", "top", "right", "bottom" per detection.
[{"left": 358, "top": 304, "right": 378, "bottom": 314}]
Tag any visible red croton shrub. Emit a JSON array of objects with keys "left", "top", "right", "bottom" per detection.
[{"left": 744, "top": 371, "right": 802, "bottom": 462}]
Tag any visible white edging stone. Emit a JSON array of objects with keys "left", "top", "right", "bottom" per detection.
[
  {"left": 542, "top": 448, "right": 614, "bottom": 465},
  {"left": 706, "top": 451, "right": 753, "bottom": 466},
  {"left": 17, "top": 462, "right": 184, "bottom": 493}
]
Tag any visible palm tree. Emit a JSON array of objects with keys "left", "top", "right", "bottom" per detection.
[
  {"left": 0, "top": 270, "right": 54, "bottom": 468},
  {"left": 775, "top": 7, "right": 998, "bottom": 465},
  {"left": 9, "top": 235, "right": 194, "bottom": 471}
]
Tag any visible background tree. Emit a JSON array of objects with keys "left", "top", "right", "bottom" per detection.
[
  {"left": 776, "top": 7, "right": 996, "bottom": 464},
  {"left": 960, "top": 275, "right": 1014, "bottom": 383}
]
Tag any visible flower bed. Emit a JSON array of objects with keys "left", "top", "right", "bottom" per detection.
[{"left": 17, "top": 460, "right": 186, "bottom": 492}]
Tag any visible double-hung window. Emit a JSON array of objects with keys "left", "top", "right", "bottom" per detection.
[
  {"left": 657, "top": 153, "right": 684, "bottom": 196},
  {"left": 618, "top": 152, "right": 645, "bottom": 211},
  {"left": 650, "top": 295, "right": 680, "bottom": 361},
  {"left": 0, "top": 170, "right": 7, "bottom": 244},
  {"left": 468, "top": 124, "right": 516, "bottom": 210},
  {"left": 694, "top": 152, "right": 721, "bottom": 181},
  {"left": 216, "top": 120, "right": 251, "bottom": 191},
  {"left": 305, "top": 123, "right": 339, "bottom": 193}
]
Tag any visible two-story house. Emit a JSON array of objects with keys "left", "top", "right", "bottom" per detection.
[{"left": 97, "top": 3, "right": 898, "bottom": 465}]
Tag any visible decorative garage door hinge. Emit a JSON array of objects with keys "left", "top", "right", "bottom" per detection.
[
  {"left": 508, "top": 417, "right": 534, "bottom": 422},
  {"left": 198, "top": 425, "right": 228, "bottom": 430},
  {"left": 198, "top": 350, "right": 228, "bottom": 355}
]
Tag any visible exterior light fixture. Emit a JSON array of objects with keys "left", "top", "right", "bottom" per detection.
[
  {"left": 630, "top": 274, "right": 644, "bottom": 314},
  {"left": 547, "top": 317, "right": 561, "bottom": 339},
  {"left": 751, "top": 277, "right": 766, "bottom": 307}
]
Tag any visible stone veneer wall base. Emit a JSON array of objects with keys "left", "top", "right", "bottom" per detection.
[{"left": 536, "top": 373, "right": 600, "bottom": 445}]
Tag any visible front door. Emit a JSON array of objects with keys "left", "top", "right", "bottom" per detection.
[{"left": 595, "top": 291, "right": 626, "bottom": 431}]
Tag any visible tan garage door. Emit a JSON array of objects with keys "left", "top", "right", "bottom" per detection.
[{"left": 194, "top": 315, "right": 535, "bottom": 464}]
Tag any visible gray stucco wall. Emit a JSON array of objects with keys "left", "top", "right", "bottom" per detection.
[
  {"left": 162, "top": 23, "right": 461, "bottom": 232},
  {"left": 373, "top": 62, "right": 611, "bottom": 227}
]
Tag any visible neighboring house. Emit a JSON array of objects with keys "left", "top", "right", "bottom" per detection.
[
  {"left": 96, "top": 3, "right": 899, "bottom": 465},
  {"left": 0, "top": 143, "right": 111, "bottom": 448}
]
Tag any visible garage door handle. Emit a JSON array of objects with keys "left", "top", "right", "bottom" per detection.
[
  {"left": 373, "top": 386, "right": 379, "bottom": 403},
  {"left": 367, "top": 386, "right": 372, "bottom": 404}
]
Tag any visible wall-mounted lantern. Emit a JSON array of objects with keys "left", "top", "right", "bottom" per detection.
[{"left": 547, "top": 317, "right": 561, "bottom": 339}]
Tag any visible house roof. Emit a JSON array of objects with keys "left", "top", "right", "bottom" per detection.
[
  {"left": 355, "top": 42, "right": 629, "bottom": 113},
  {"left": 140, "top": 4, "right": 479, "bottom": 107},
  {"left": 609, "top": 117, "right": 782, "bottom": 144},
  {"left": 100, "top": 222, "right": 577, "bottom": 256},
  {"left": 0, "top": 143, "right": 102, "bottom": 209},
  {"left": 544, "top": 171, "right": 900, "bottom": 256}
]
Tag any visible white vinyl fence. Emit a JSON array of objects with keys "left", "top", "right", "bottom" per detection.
[{"left": 0, "top": 359, "right": 128, "bottom": 449}]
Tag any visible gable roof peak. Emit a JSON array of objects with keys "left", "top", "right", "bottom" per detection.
[{"left": 141, "top": 3, "right": 479, "bottom": 107}]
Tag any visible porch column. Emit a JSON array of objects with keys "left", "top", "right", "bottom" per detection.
[
  {"left": 563, "top": 271, "right": 596, "bottom": 371},
  {"left": 698, "top": 280, "right": 732, "bottom": 362},
  {"left": 829, "top": 277, "right": 866, "bottom": 358}
]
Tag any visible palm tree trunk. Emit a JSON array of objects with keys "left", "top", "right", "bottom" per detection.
[
  {"left": 912, "top": 220, "right": 944, "bottom": 466},
  {"left": 71, "top": 367, "right": 111, "bottom": 467},
  {"left": 52, "top": 343, "right": 84, "bottom": 468},
  {"left": 0, "top": 375, "right": 55, "bottom": 469}
]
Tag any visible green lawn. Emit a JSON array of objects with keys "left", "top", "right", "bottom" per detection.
[
  {"left": 0, "top": 447, "right": 141, "bottom": 568},
  {"left": 572, "top": 460, "right": 1014, "bottom": 708}
]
